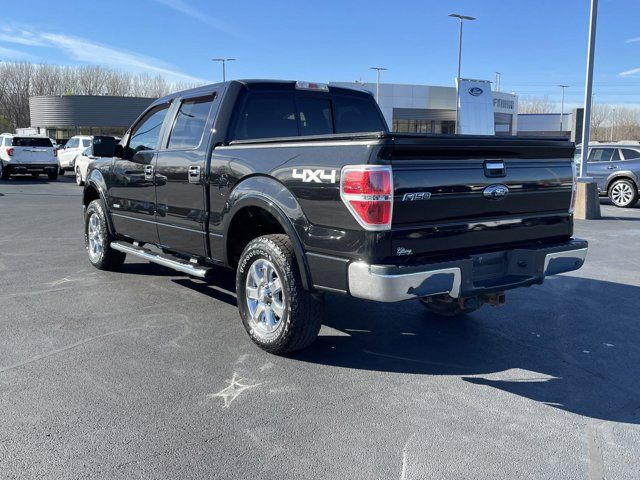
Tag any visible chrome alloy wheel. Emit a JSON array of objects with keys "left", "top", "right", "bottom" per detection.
[
  {"left": 245, "top": 258, "right": 285, "bottom": 336},
  {"left": 76, "top": 168, "right": 82, "bottom": 185},
  {"left": 87, "top": 212, "right": 104, "bottom": 262},
  {"left": 611, "top": 182, "right": 634, "bottom": 206}
]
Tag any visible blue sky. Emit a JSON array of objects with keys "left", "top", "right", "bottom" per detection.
[{"left": 0, "top": 0, "right": 638, "bottom": 108}]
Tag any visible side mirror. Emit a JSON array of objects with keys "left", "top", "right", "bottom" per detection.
[{"left": 92, "top": 136, "right": 118, "bottom": 157}]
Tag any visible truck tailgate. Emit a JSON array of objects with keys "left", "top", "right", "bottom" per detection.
[{"left": 387, "top": 135, "right": 575, "bottom": 256}]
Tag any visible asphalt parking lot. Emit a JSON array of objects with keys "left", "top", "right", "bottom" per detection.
[{"left": 1, "top": 176, "right": 639, "bottom": 480}]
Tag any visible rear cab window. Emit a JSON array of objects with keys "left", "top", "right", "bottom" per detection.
[{"left": 230, "top": 84, "right": 387, "bottom": 142}]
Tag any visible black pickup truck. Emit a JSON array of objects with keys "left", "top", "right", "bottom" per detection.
[{"left": 82, "top": 80, "right": 587, "bottom": 354}]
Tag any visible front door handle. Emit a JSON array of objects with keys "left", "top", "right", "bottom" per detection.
[
  {"left": 188, "top": 165, "right": 201, "bottom": 184},
  {"left": 607, "top": 165, "right": 617, "bottom": 169},
  {"left": 144, "top": 164, "right": 154, "bottom": 180}
]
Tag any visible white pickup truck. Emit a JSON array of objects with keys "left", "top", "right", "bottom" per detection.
[{"left": 0, "top": 134, "right": 59, "bottom": 180}]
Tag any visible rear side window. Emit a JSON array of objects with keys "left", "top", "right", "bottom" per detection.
[
  {"left": 621, "top": 148, "right": 640, "bottom": 160},
  {"left": 81, "top": 139, "right": 91, "bottom": 148},
  {"left": 333, "top": 95, "right": 386, "bottom": 134},
  {"left": 233, "top": 92, "right": 298, "bottom": 140},
  {"left": 13, "top": 137, "right": 52, "bottom": 147},
  {"left": 297, "top": 98, "right": 333, "bottom": 136},
  {"left": 129, "top": 105, "right": 170, "bottom": 152},
  {"left": 66, "top": 138, "right": 79, "bottom": 149},
  {"left": 168, "top": 95, "right": 215, "bottom": 149}
]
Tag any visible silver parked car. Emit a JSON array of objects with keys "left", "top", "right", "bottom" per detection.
[{"left": 574, "top": 142, "right": 640, "bottom": 208}]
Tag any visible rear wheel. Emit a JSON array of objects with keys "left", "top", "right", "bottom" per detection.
[
  {"left": 420, "top": 296, "right": 483, "bottom": 317},
  {"left": 84, "top": 199, "right": 126, "bottom": 271},
  {"left": 58, "top": 168, "right": 65, "bottom": 175},
  {"left": 75, "top": 167, "right": 84, "bottom": 186},
  {"left": 0, "top": 163, "right": 8, "bottom": 180},
  {"left": 236, "top": 234, "right": 323, "bottom": 354},
  {"left": 608, "top": 179, "right": 639, "bottom": 208}
]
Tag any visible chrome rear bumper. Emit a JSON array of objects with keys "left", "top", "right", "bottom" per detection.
[{"left": 347, "top": 240, "right": 588, "bottom": 303}]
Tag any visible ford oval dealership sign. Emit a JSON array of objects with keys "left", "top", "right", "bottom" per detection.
[{"left": 457, "top": 78, "right": 495, "bottom": 136}]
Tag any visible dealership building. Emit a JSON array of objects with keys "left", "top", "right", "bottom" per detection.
[
  {"left": 330, "top": 81, "right": 518, "bottom": 135},
  {"left": 22, "top": 95, "right": 155, "bottom": 142}
]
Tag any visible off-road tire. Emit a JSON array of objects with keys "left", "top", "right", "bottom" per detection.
[
  {"left": 236, "top": 234, "right": 323, "bottom": 354},
  {"left": 420, "top": 296, "right": 482, "bottom": 317},
  {"left": 608, "top": 179, "right": 639, "bottom": 208},
  {"left": 84, "top": 199, "right": 126, "bottom": 271}
]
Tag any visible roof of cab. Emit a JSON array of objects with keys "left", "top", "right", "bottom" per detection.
[{"left": 151, "top": 79, "right": 374, "bottom": 107}]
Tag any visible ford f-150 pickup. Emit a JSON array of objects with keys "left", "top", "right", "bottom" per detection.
[{"left": 82, "top": 80, "right": 587, "bottom": 354}]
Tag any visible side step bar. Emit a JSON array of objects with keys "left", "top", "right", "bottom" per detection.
[{"left": 110, "top": 241, "right": 212, "bottom": 279}]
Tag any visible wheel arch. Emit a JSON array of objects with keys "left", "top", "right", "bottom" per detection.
[
  {"left": 606, "top": 172, "right": 639, "bottom": 193},
  {"left": 83, "top": 170, "right": 115, "bottom": 235},
  {"left": 222, "top": 175, "right": 313, "bottom": 291}
]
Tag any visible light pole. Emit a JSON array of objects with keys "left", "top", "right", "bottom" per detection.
[
  {"left": 449, "top": 13, "right": 476, "bottom": 134},
  {"left": 212, "top": 58, "right": 236, "bottom": 82},
  {"left": 369, "top": 67, "right": 387, "bottom": 104},
  {"left": 559, "top": 85, "right": 568, "bottom": 132},
  {"left": 575, "top": 0, "right": 601, "bottom": 219},
  {"left": 495, "top": 72, "right": 501, "bottom": 92}
]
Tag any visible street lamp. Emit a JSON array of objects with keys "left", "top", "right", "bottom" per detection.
[
  {"left": 449, "top": 13, "right": 476, "bottom": 134},
  {"left": 575, "top": 0, "right": 601, "bottom": 219},
  {"left": 212, "top": 58, "right": 236, "bottom": 82},
  {"left": 369, "top": 67, "right": 387, "bottom": 104},
  {"left": 558, "top": 85, "right": 569, "bottom": 132}
]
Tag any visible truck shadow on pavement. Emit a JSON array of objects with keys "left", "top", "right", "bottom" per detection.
[{"left": 292, "top": 276, "right": 640, "bottom": 425}]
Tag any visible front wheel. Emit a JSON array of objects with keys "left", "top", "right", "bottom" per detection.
[
  {"left": 75, "top": 167, "right": 84, "bottom": 186},
  {"left": 609, "top": 179, "right": 639, "bottom": 208},
  {"left": 0, "top": 163, "right": 8, "bottom": 180},
  {"left": 58, "top": 168, "right": 65, "bottom": 175},
  {"left": 84, "top": 199, "right": 126, "bottom": 271},
  {"left": 236, "top": 234, "right": 323, "bottom": 354},
  {"left": 47, "top": 170, "right": 58, "bottom": 181}
]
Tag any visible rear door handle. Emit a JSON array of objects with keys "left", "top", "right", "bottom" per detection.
[
  {"left": 144, "top": 164, "right": 154, "bottom": 180},
  {"left": 188, "top": 165, "right": 201, "bottom": 184}
]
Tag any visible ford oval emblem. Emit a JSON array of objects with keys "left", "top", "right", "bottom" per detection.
[
  {"left": 483, "top": 184, "right": 509, "bottom": 200},
  {"left": 468, "top": 87, "right": 483, "bottom": 96}
]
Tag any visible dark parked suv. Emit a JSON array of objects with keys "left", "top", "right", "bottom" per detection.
[{"left": 82, "top": 80, "right": 587, "bottom": 354}]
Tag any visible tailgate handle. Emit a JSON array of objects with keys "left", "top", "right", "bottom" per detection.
[{"left": 484, "top": 160, "right": 506, "bottom": 178}]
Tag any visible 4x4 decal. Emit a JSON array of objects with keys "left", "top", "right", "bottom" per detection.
[{"left": 292, "top": 168, "right": 337, "bottom": 183}]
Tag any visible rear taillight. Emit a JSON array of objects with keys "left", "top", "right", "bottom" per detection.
[
  {"left": 7, "top": 148, "right": 13, "bottom": 157},
  {"left": 340, "top": 165, "right": 393, "bottom": 230},
  {"left": 569, "top": 162, "right": 577, "bottom": 214},
  {"left": 53, "top": 149, "right": 57, "bottom": 157}
]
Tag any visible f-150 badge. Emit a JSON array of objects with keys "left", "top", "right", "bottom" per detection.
[{"left": 292, "top": 169, "right": 337, "bottom": 183}]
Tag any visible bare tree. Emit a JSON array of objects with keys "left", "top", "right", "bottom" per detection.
[
  {"left": 0, "top": 61, "right": 202, "bottom": 131},
  {"left": 518, "top": 95, "right": 556, "bottom": 114}
]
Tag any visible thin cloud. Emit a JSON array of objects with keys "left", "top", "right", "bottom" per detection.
[
  {"left": 625, "top": 37, "right": 640, "bottom": 43},
  {"left": 151, "top": 0, "right": 239, "bottom": 37},
  {"left": 619, "top": 67, "right": 640, "bottom": 77},
  {"left": 0, "top": 26, "right": 206, "bottom": 83}
]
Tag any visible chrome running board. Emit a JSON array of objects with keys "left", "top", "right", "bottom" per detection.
[{"left": 110, "top": 241, "right": 211, "bottom": 279}]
